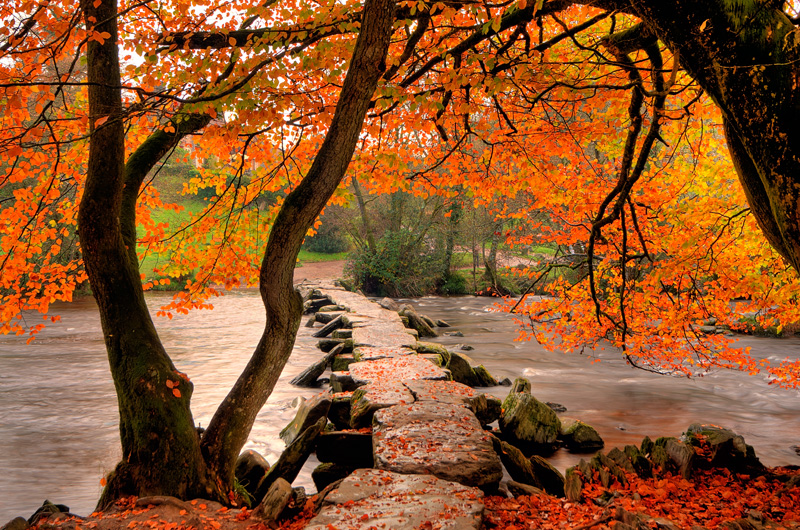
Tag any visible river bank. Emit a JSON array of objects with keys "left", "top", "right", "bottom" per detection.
[{"left": 1, "top": 286, "right": 798, "bottom": 522}]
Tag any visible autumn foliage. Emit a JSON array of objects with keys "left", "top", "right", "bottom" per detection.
[{"left": 2, "top": 0, "right": 800, "bottom": 457}]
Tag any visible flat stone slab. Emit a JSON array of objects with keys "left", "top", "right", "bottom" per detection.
[
  {"left": 305, "top": 468, "right": 484, "bottom": 530},
  {"left": 405, "top": 379, "right": 477, "bottom": 406},
  {"left": 373, "top": 402, "right": 503, "bottom": 489},
  {"left": 350, "top": 381, "right": 415, "bottom": 428},
  {"left": 348, "top": 355, "right": 450, "bottom": 385},
  {"left": 352, "top": 321, "right": 417, "bottom": 349},
  {"left": 353, "top": 346, "right": 415, "bottom": 362}
]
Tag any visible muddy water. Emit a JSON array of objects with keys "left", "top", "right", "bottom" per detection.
[{"left": 0, "top": 292, "right": 798, "bottom": 520}]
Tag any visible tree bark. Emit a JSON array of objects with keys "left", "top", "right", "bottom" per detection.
[
  {"left": 78, "top": 0, "right": 220, "bottom": 508},
  {"left": 624, "top": 0, "right": 800, "bottom": 271},
  {"left": 199, "top": 0, "right": 395, "bottom": 484},
  {"left": 352, "top": 177, "right": 377, "bottom": 253}
]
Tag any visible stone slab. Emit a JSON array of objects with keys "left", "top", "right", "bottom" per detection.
[
  {"left": 373, "top": 402, "right": 503, "bottom": 489},
  {"left": 353, "top": 346, "right": 414, "bottom": 362},
  {"left": 404, "top": 379, "right": 477, "bottom": 406},
  {"left": 305, "top": 468, "right": 484, "bottom": 530},
  {"left": 348, "top": 355, "right": 450, "bottom": 386},
  {"left": 350, "top": 381, "right": 415, "bottom": 428},
  {"left": 352, "top": 321, "right": 417, "bottom": 349}
]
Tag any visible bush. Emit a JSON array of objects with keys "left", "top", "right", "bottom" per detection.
[
  {"left": 439, "top": 271, "right": 468, "bottom": 295},
  {"left": 304, "top": 213, "right": 351, "bottom": 254},
  {"left": 347, "top": 230, "right": 443, "bottom": 297}
]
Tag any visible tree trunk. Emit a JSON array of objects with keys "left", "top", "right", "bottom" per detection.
[
  {"left": 78, "top": 0, "right": 220, "bottom": 508},
  {"left": 628, "top": 0, "right": 800, "bottom": 272},
  {"left": 199, "top": 0, "right": 395, "bottom": 484},
  {"left": 352, "top": 177, "right": 377, "bottom": 252},
  {"left": 442, "top": 199, "right": 462, "bottom": 280}
]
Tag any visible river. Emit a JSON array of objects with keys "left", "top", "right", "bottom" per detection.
[{"left": 0, "top": 291, "right": 798, "bottom": 521}]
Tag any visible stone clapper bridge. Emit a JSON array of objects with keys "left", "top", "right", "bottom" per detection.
[{"left": 235, "top": 282, "right": 594, "bottom": 529}]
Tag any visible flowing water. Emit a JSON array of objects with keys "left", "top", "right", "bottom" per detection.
[{"left": 0, "top": 292, "right": 798, "bottom": 521}]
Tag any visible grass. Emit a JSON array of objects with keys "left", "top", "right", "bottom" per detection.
[{"left": 297, "top": 249, "right": 350, "bottom": 263}]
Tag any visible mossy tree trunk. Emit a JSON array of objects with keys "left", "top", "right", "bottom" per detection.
[
  {"left": 78, "top": 0, "right": 221, "bottom": 508},
  {"left": 78, "top": 0, "right": 394, "bottom": 507},
  {"left": 607, "top": 0, "right": 800, "bottom": 272}
]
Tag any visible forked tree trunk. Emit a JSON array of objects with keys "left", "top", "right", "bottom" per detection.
[
  {"left": 79, "top": 0, "right": 395, "bottom": 507},
  {"left": 78, "top": 0, "right": 220, "bottom": 508}
]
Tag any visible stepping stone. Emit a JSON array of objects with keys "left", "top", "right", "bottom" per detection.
[
  {"left": 372, "top": 402, "right": 503, "bottom": 489},
  {"left": 305, "top": 469, "right": 484, "bottom": 530},
  {"left": 350, "top": 381, "right": 415, "bottom": 428},
  {"left": 348, "top": 355, "right": 450, "bottom": 386},
  {"left": 404, "top": 380, "right": 502, "bottom": 425},
  {"left": 353, "top": 346, "right": 414, "bottom": 362},
  {"left": 404, "top": 379, "right": 477, "bottom": 406},
  {"left": 352, "top": 320, "right": 417, "bottom": 349}
]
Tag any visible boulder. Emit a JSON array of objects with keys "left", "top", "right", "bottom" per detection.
[
  {"left": 1, "top": 518, "right": 28, "bottom": 530},
  {"left": 491, "top": 437, "right": 565, "bottom": 497},
  {"left": 436, "top": 319, "right": 451, "bottom": 327},
  {"left": 560, "top": 418, "right": 605, "bottom": 452},
  {"left": 311, "top": 463, "right": 359, "bottom": 492},
  {"left": 684, "top": 423, "right": 764, "bottom": 473},
  {"left": 331, "top": 354, "right": 357, "bottom": 372},
  {"left": 255, "top": 417, "right": 327, "bottom": 502},
  {"left": 27, "top": 501, "right": 71, "bottom": 526},
  {"left": 415, "top": 341, "right": 450, "bottom": 356},
  {"left": 304, "top": 297, "right": 333, "bottom": 314},
  {"left": 623, "top": 444, "right": 653, "bottom": 478},
  {"left": 234, "top": 450, "right": 270, "bottom": 498},
  {"left": 328, "top": 392, "right": 353, "bottom": 430},
  {"left": 506, "top": 481, "right": 545, "bottom": 498},
  {"left": 314, "top": 311, "right": 345, "bottom": 324},
  {"left": 331, "top": 329, "right": 353, "bottom": 339},
  {"left": 467, "top": 393, "right": 503, "bottom": 426},
  {"left": 279, "top": 391, "right": 332, "bottom": 445},
  {"left": 252, "top": 478, "right": 293, "bottom": 523},
  {"left": 509, "top": 377, "right": 531, "bottom": 394},
  {"left": 378, "top": 297, "right": 400, "bottom": 311},
  {"left": 312, "top": 314, "right": 349, "bottom": 338},
  {"left": 447, "top": 351, "right": 482, "bottom": 387},
  {"left": 500, "top": 392, "right": 561, "bottom": 454},
  {"left": 318, "top": 304, "right": 346, "bottom": 312},
  {"left": 420, "top": 314, "right": 437, "bottom": 329},
  {"left": 329, "top": 371, "right": 360, "bottom": 392},
  {"left": 473, "top": 364, "right": 498, "bottom": 387},
  {"left": 564, "top": 467, "right": 583, "bottom": 502},
  {"left": 665, "top": 438, "right": 695, "bottom": 479},
  {"left": 529, "top": 455, "right": 566, "bottom": 497},
  {"left": 290, "top": 345, "right": 342, "bottom": 387},
  {"left": 400, "top": 308, "right": 438, "bottom": 338},
  {"left": 546, "top": 402, "right": 567, "bottom": 413},
  {"left": 317, "top": 338, "right": 353, "bottom": 353}
]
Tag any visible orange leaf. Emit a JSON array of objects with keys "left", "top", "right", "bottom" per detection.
[{"left": 172, "top": 388, "right": 181, "bottom": 398}]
